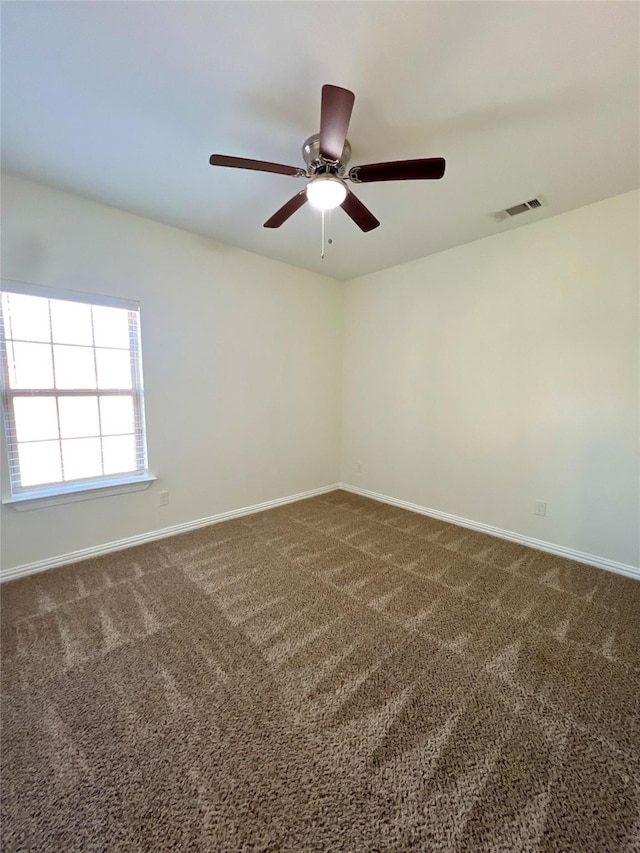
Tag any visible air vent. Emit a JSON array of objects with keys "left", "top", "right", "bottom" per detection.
[
  {"left": 505, "top": 202, "right": 529, "bottom": 217},
  {"left": 493, "top": 196, "right": 547, "bottom": 222}
]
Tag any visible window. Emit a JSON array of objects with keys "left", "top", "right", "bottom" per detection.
[{"left": 1, "top": 281, "right": 151, "bottom": 505}]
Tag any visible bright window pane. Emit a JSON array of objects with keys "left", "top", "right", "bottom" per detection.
[
  {"left": 18, "top": 440, "right": 62, "bottom": 487},
  {"left": 54, "top": 345, "right": 96, "bottom": 389},
  {"left": 50, "top": 299, "right": 93, "bottom": 345},
  {"left": 96, "top": 348, "right": 132, "bottom": 389},
  {"left": 100, "top": 396, "right": 134, "bottom": 435},
  {"left": 102, "top": 434, "right": 137, "bottom": 475},
  {"left": 61, "top": 437, "right": 102, "bottom": 481},
  {"left": 92, "top": 306, "right": 131, "bottom": 349},
  {"left": 13, "top": 397, "right": 59, "bottom": 442},
  {"left": 4, "top": 293, "right": 51, "bottom": 343},
  {"left": 58, "top": 396, "right": 100, "bottom": 439},
  {"left": 7, "top": 342, "right": 54, "bottom": 389},
  {"left": 2, "top": 288, "right": 148, "bottom": 496}
]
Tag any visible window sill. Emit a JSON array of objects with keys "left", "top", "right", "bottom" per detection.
[{"left": 3, "top": 474, "right": 157, "bottom": 511}]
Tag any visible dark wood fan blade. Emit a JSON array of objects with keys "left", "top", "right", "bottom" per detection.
[
  {"left": 340, "top": 190, "right": 380, "bottom": 232},
  {"left": 319, "top": 85, "right": 355, "bottom": 162},
  {"left": 264, "top": 191, "right": 308, "bottom": 228},
  {"left": 349, "top": 157, "right": 446, "bottom": 183},
  {"left": 209, "top": 154, "right": 301, "bottom": 176}
]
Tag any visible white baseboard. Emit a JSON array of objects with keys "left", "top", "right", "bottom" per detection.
[
  {"left": 339, "top": 483, "right": 640, "bottom": 581},
  {"left": 0, "top": 484, "right": 341, "bottom": 583},
  {"left": 4, "top": 481, "right": 638, "bottom": 584}
]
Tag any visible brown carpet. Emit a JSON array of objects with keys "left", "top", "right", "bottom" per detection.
[{"left": 2, "top": 490, "right": 639, "bottom": 852}]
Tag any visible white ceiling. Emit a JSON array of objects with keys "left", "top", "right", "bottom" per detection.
[{"left": 2, "top": 1, "right": 638, "bottom": 281}]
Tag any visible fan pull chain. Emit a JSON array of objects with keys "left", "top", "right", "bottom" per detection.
[{"left": 320, "top": 210, "right": 334, "bottom": 259}]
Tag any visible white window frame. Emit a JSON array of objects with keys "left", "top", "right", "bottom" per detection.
[{"left": 1, "top": 280, "right": 155, "bottom": 510}]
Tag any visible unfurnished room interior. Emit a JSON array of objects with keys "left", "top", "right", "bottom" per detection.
[{"left": 1, "top": 2, "right": 639, "bottom": 851}]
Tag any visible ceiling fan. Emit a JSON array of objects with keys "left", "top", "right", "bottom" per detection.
[{"left": 209, "top": 84, "right": 445, "bottom": 233}]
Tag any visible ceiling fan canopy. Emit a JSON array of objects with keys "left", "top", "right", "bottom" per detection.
[{"left": 209, "top": 84, "right": 446, "bottom": 233}]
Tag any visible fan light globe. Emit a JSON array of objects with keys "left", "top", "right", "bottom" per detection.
[{"left": 306, "top": 175, "right": 347, "bottom": 211}]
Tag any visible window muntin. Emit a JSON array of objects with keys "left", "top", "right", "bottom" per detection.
[{"left": 1, "top": 283, "right": 149, "bottom": 499}]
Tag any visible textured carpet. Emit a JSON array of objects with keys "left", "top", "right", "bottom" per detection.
[{"left": 2, "top": 490, "right": 639, "bottom": 852}]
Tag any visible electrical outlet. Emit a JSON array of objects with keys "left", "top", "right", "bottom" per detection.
[
  {"left": 534, "top": 500, "right": 547, "bottom": 517},
  {"left": 357, "top": 462, "right": 363, "bottom": 474},
  {"left": 159, "top": 490, "right": 169, "bottom": 507}
]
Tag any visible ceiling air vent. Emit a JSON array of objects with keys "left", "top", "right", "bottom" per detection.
[
  {"left": 494, "top": 196, "right": 546, "bottom": 222},
  {"left": 505, "top": 202, "right": 529, "bottom": 216}
]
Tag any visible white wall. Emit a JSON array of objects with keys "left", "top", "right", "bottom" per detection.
[
  {"left": 2, "top": 177, "right": 638, "bottom": 574},
  {"left": 341, "top": 191, "right": 640, "bottom": 569},
  {"left": 1, "top": 174, "right": 343, "bottom": 570}
]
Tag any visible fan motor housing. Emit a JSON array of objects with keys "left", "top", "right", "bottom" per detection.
[{"left": 302, "top": 133, "right": 351, "bottom": 176}]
